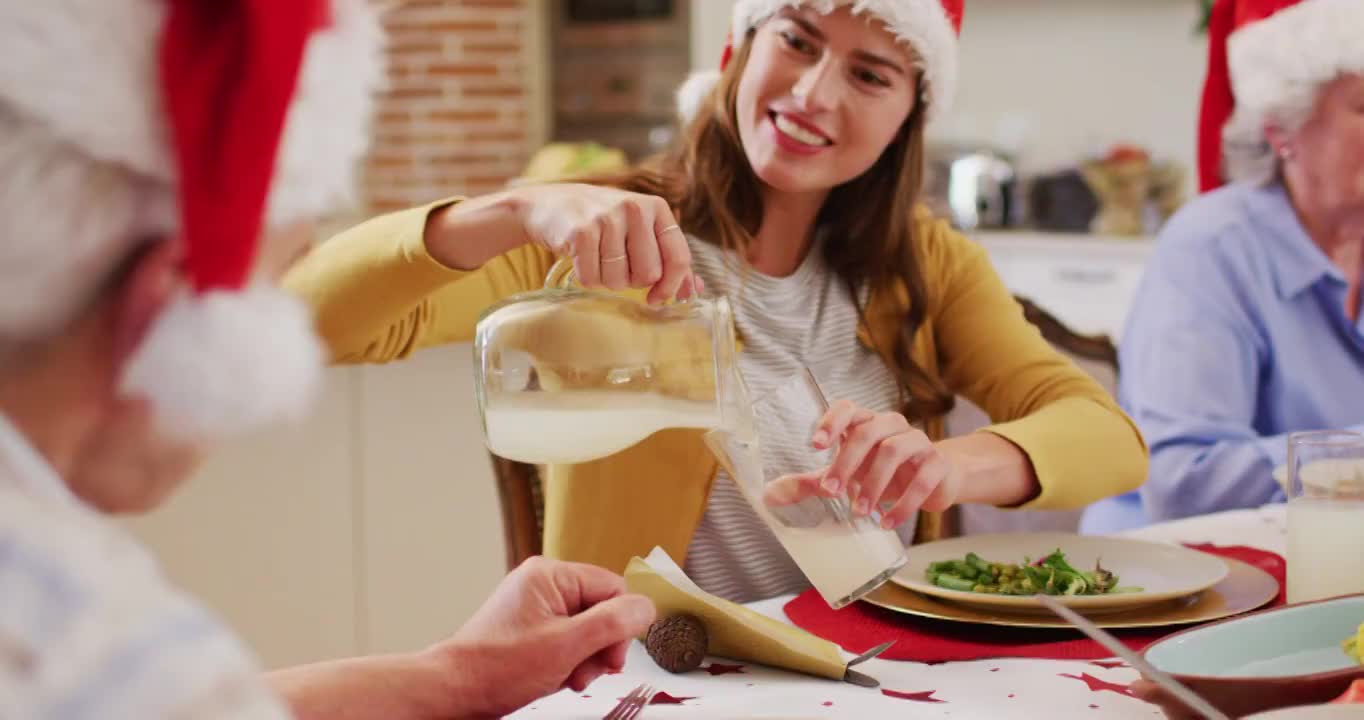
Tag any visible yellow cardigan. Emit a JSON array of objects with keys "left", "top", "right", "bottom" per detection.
[{"left": 284, "top": 199, "right": 1148, "bottom": 573}]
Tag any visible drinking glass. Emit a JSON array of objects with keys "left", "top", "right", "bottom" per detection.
[
  {"left": 1285, "top": 430, "right": 1364, "bottom": 604},
  {"left": 705, "top": 367, "right": 907, "bottom": 609}
]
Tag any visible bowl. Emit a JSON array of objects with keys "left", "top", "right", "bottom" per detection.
[{"left": 1139, "top": 594, "right": 1364, "bottom": 717}]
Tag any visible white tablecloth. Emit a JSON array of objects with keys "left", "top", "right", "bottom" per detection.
[{"left": 513, "top": 505, "right": 1287, "bottom": 719}]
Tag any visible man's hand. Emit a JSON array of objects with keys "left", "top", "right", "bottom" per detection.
[{"left": 434, "top": 556, "right": 657, "bottom": 718}]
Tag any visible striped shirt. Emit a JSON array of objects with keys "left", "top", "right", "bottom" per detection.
[
  {"left": 0, "top": 412, "right": 292, "bottom": 720},
  {"left": 683, "top": 236, "right": 913, "bottom": 604}
]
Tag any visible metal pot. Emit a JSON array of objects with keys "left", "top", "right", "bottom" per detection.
[{"left": 924, "top": 144, "right": 1021, "bottom": 230}]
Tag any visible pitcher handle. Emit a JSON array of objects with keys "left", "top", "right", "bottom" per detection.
[
  {"left": 544, "top": 256, "right": 578, "bottom": 290},
  {"left": 544, "top": 255, "right": 704, "bottom": 303}
]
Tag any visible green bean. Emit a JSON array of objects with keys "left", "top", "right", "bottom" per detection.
[{"left": 934, "top": 574, "right": 978, "bottom": 592}]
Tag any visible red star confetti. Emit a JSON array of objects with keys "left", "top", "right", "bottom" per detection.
[
  {"left": 1090, "top": 660, "right": 1128, "bottom": 669},
  {"left": 702, "top": 663, "right": 746, "bottom": 676},
  {"left": 1090, "top": 704, "right": 1100, "bottom": 709},
  {"left": 988, "top": 667, "right": 1000, "bottom": 672},
  {"left": 882, "top": 689, "right": 945, "bottom": 703},
  {"left": 614, "top": 691, "right": 696, "bottom": 706},
  {"left": 1060, "top": 673, "right": 1135, "bottom": 697},
  {"left": 650, "top": 692, "right": 695, "bottom": 705},
  {"left": 822, "top": 701, "right": 833, "bottom": 707},
  {"left": 1007, "top": 694, "right": 1016, "bottom": 699}
]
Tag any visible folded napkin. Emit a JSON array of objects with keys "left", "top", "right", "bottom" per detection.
[
  {"left": 625, "top": 547, "right": 872, "bottom": 684},
  {"left": 782, "top": 544, "right": 1285, "bottom": 663}
]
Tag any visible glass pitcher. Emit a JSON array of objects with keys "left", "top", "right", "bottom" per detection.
[{"left": 473, "top": 258, "right": 748, "bottom": 465}]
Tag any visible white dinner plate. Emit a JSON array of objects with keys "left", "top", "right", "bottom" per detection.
[{"left": 892, "top": 532, "right": 1230, "bottom": 615}]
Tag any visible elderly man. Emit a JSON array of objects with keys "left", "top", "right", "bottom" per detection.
[{"left": 0, "top": 1, "right": 653, "bottom": 718}]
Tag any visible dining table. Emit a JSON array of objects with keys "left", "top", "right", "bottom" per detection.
[{"left": 511, "top": 504, "right": 1289, "bottom": 719}]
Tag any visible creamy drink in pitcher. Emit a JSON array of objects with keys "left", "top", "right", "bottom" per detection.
[{"left": 483, "top": 391, "right": 723, "bottom": 465}]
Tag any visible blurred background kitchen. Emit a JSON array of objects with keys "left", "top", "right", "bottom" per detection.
[{"left": 127, "top": 0, "right": 1210, "bottom": 669}]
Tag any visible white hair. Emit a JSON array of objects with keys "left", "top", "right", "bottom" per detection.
[
  {"left": 1221, "top": 78, "right": 1324, "bottom": 186},
  {"left": 0, "top": 101, "right": 174, "bottom": 355},
  {"left": 1219, "top": 0, "right": 1364, "bottom": 187}
]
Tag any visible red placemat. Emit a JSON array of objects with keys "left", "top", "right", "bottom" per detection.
[{"left": 782, "top": 544, "right": 1285, "bottom": 663}]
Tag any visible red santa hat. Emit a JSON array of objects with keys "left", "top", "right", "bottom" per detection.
[
  {"left": 1198, "top": 0, "right": 1364, "bottom": 192},
  {"left": 0, "top": 0, "right": 383, "bottom": 439},
  {"left": 676, "top": 0, "right": 965, "bottom": 124}
]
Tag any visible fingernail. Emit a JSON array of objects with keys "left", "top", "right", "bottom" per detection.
[
  {"left": 822, "top": 475, "right": 839, "bottom": 492},
  {"left": 855, "top": 498, "right": 870, "bottom": 515},
  {"left": 812, "top": 430, "right": 828, "bottom": 446},
  {"left": 881, "top": 516, "right": 896, "bottom": 530}
]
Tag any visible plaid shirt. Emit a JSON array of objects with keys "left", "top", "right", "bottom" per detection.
[{"left": 0, "top": 413, "right": 294, "bottom": 720}]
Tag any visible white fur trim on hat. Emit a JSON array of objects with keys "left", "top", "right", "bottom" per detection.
[
  {"left": 1228, "top": 0, "right": 1364, "bottom": 126},
  {"left": 0, "top": 0, "right": 384, "bottom": 228},
  {"left": 676, "top": 69, "right": 723, "bottom": 124},
  {"left": 120, "top": 286, "right": 325, "bottom": 441},
  {"left": 0, "top": 0, "right": 169, "bottom": 181},
  {"left": 677, "top": 0, "right": 958, "bottom": 123},
  {"left": 267, "top": 0, "right": 385, "bottom": 226}
]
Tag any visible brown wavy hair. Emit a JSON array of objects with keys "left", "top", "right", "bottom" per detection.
[{"left": 593, "top": 34, "right": 954, "bottom": 422}]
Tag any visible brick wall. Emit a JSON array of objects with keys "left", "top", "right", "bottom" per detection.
[{"left": 363, "top": 0, "right": 541, "bottom": 214}]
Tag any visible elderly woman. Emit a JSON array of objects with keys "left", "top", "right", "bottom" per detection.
[{"left": 1082, "top": 0, "right": 1364, "bottom": 533}]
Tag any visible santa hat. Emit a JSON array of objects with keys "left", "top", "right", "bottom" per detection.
[
  {"left": 0, "top": 0, "right": 383, "bottom": 439},
  {"left": 676, "top": 0, "right": 965, "bottom": 124},
  {"left": 1198, "top": 0, "right": 1364, "bottom": 192}
]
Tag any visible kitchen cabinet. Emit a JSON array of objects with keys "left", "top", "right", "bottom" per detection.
[
  {"left": 126, "top": 344, "right": 505, "bottom": 668},
  {"left": 125, "top": 369, "right": 364, "bottom": 667},
  {"left": 973, "top": 231, "right": 1154, "bottom": 342}
]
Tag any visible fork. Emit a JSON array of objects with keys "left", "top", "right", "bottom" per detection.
[{"left": 603, "top": 683, "right": 655, "bottom": 720}]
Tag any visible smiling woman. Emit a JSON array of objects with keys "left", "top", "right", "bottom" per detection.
[
  {"left": 284, "top": 0, "right": 1149, "bottom": 604},
  {"left": 736, "top": 8, "right": 921, "bottom": 193}
]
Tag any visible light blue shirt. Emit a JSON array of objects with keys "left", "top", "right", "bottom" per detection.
[
  {"left": 0, "top": 412, "right": 292, "bottom": 719},
  {"left": 1081, "top": 181, "right": 1364, "bottom": 533}
]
